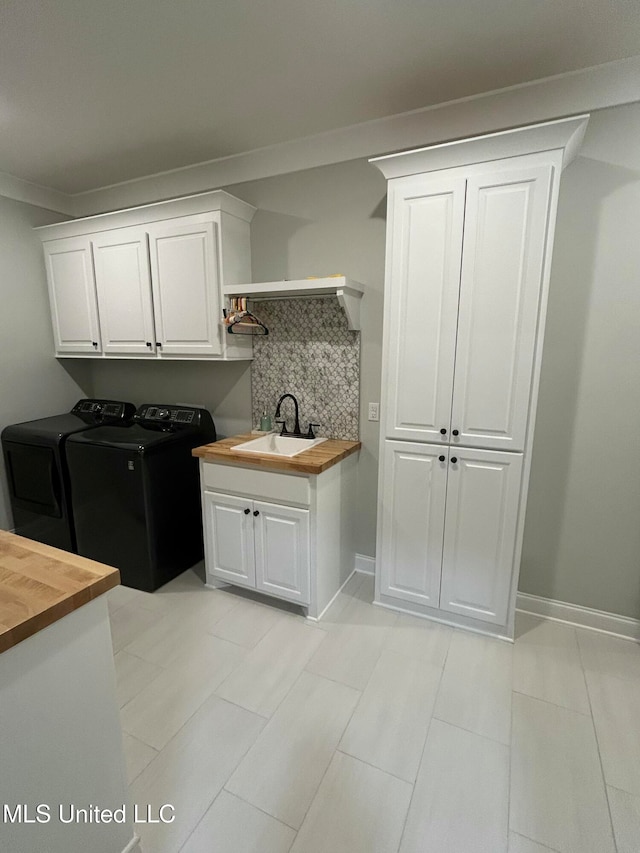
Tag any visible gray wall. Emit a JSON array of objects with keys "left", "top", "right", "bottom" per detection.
[
  {"left": 226, "top": 160, "right": 388, "bottom": 559},
  {"left": 225, "top": 106, "right": 640, "bottom": 619},
  {"left": 520, "top": 103, "right": 640, "bottom": 618},
  {"left": 0, "top": 196, "right": 91, "bottom": 530},
  {"left": 89, "top": 359, "right": 252, "bottom": 440},
  {"left": 9, "top": 102, "right": 637, "bottom": 618}
]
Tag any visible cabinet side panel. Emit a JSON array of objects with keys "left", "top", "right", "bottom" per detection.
[
  {"left": 440, "top": 449, "right": 523, "bottom": 625},
  {"left": 384, "top": 176, "right": 465, "bottom": 443},
  {"left": 378, "top": 441, "right": 447, "bottom": 607},
  {"left": 451, "top": 162, "right": 553, "bottom": 451}
]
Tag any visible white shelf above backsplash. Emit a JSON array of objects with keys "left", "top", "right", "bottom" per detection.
[{"left": 223, "top": 276, "right": 364, "bottom": 330}]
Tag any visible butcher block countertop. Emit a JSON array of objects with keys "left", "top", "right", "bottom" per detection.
[
  {"left": 0, "top": 531, "right": 120, "bottom": 654},
  {"left": 192, "top": 433, "right": 361, "bottom": 475}
]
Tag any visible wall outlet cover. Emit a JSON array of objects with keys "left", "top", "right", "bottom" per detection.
[{"left": 368, "top": 402, "right": 380, "bottom": 421}]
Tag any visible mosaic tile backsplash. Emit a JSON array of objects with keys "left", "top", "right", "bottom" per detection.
[{"left": 251, "top": 297, "right": 360, "bottom": 441}]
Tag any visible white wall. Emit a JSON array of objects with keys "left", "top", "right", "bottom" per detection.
[
  {"left": 520, "top": 102, "right": 640, "bottom": 619},
  {"left": 0, "top": 196, "right": 91, "bottom": 530}
]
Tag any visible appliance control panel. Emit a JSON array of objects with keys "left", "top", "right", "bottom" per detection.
[
  {"left": 136, "top": 405, "right": 197, "bottom": 426},
  {"left": 133, "top": 404, "right": 216, "bottom": 439},
  {"left": 72, "top": 399, "right": 135, "bottom": 422}
]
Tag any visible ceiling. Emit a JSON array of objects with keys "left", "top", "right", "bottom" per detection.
[{"left": 1, "top": 0, "right": 639, "bottom": 195}]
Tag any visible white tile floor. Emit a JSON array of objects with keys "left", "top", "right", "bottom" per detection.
[{"left": 107, "top": 569, "right": 640, "bottom": 853}]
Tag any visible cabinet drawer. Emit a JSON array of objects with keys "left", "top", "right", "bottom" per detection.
[{"left": 201, "top": 462, "right": 311, "bottom": 506}]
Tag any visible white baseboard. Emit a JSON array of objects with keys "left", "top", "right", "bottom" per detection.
[
  {"left": 517, "top": 592, "right": 640, "bottom": 642},
  {"left": 354, "top": 554, "right": 375, "bottom": 575},
  {"left": 352, "top": 556, "right": 638, "bottom": 642},
  {"left": 121, "top": 834, "right": 141, "bottom": 853}
]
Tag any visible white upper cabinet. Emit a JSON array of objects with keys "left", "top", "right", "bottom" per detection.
[
  {"left": 148, "top": 219, "right": 221, "bottom": 357},
  {"left": 382, "top": 159, "right": 554, "bottom": 452},
  {"left": 439, "top": 448, "right": 523, "bottom": 626},
  {"left": 92, "top": 227, "right": 156, "bottom": 355},
  {"left": 37, "top": 190, "right": 255, "bottom": 361},
  {"left": 384, "top": 175, "right": 465, "bottom": 443},
  {"left": 450, "top": 162, "right": 553, "bottom": 451},
  {"left": 43, "top": 236, "right": 101, "bottom": 354}
]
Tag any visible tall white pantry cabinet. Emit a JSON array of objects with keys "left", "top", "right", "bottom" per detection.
[{"left": 371, "top": 116, "right": 589, "bottom": 640}]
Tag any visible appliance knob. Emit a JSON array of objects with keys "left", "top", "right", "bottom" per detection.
[{"left": 157, "top": 409, "right": 170, "bottom": 420}]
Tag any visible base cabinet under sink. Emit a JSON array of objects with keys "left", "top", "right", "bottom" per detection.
[
  {"left": 203, "top": 491, "right": 310, "bottom": 605},
  {"left": 198, "top": 455, "right": 357, "bottom": 619}
]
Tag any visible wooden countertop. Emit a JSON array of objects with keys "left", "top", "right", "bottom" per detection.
[
  {"left": 192, "top": 433, "right": 361, "bottom": 474},
  {"left": 0, "top": 531, "right": 120, "bottom": 654}
]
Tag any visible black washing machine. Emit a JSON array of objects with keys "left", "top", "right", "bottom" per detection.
[
  {"left": 65, "top": 404, "right": 216, "bottom": 591},
  {"left": 1, "top": 399, "right": 136, "bottom": 552}
]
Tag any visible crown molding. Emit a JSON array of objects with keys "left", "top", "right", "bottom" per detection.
[
  {"left": 0, "top": 169, "right": 75, "bottom": 215},
  {"left": 370, "top": 115, "right": 589, "bottom": 179},
  {"left": 1, "top": 54, "right": 638, "bottom": 217}
]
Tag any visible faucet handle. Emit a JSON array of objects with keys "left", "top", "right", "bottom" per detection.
[
  {"left": 306, "top": 423, "right": 321, "bottom": 439},
  {"left": 276, "top": 419, "right": 289, "bottom": 436}
]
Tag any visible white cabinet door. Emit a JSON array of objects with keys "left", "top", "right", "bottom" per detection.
[
  {"left": 439, "top": 448, "right": 523, "bottom": 626},
  {"left": 253, "top": 501, "right": 310, "bottom": 605},
  {"left": 378, "top": 441, "right": 448, "bottom": 607},
  {"left": 203, "top": 491, "right": 255, "bottom": 588},
  {"left": 383, "top": 174, "right": 465, "bottom": 443},
  {"left": 450, "top": 163, "right": 553, "bottom": 452},
  {"left": 92, "top": 228, "right": 156, "bottom": 355},
  {"left": 148, "top": 220, "right": 222, "bottom": 356},
  {"left": 43, "top": 236, "right": 101, "bottom": 354}
]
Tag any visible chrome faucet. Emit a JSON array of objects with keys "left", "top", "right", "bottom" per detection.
[{"left": 274, "top": 394, "right": 319, "bottom": 439}]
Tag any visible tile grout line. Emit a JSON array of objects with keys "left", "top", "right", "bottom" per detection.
[
  {"left": 282, "top": 635, "right": 382, "bottom": 842},
  {"left": 220, "top": 786, "right": 300, "bottom": 832},
  {"left": 510, "top": 688, "right": 592, "bottom": 717},
  {"left": 334, "top": 747, "right": 417, "bottom": 786},
  {"left": 511, "top": 829, "right": 563, "bottom": 853},
  {"left": 576, "top": 627, "right": 620, "bottom": 853},
  {"left": 395, "top": 631, "right": 452, "bottom": 852},
  {"left": 175, "top": 787, "right": 226, "bottom": 852}
]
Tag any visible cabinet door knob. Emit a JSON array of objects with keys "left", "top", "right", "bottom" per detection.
[
  {"left": 451, "top": 457, "right": 458, "bottom": 464},
  {"left": 253, "top": 510, "right": 260, "bottom": 517},
  {"left": 146, "top": 341, "right": 152, "bottom": 348},
  {"left": 92, "top": 341, "right": 98, "bottom": 348},
  {"left": 438, "top": 455, "right": 445, "bottom": 462},
  {"left": 452, "top": 429, "right": 459, "bottom": 436},
  {"left": 243, "top": 508, "right": 250, "bottom": 515},
  {"left": 440, "top": 428, "right": 447, "bottom": 435},
  {"left": 156, "top": 342, "right": 162, "bottom": 348}
]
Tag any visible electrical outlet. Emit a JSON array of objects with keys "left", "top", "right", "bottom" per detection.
[{"left": 368, "top": 402, "right": 380, "bottom": 422}]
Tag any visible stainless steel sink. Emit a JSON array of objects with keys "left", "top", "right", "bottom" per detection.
[{"left": 233, "top": 434, "right": 327, "bottom": 458}]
